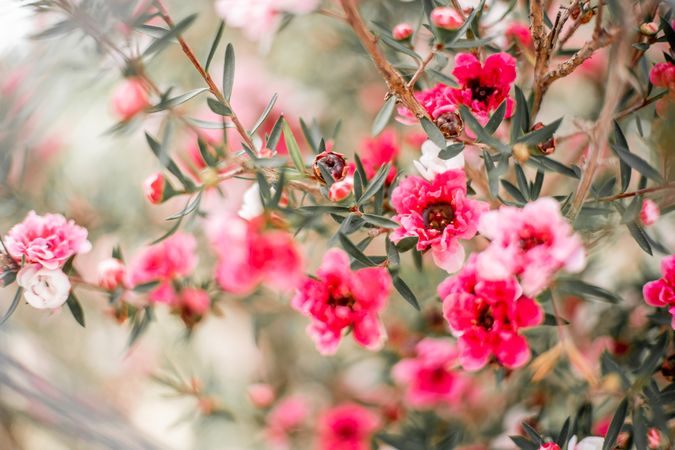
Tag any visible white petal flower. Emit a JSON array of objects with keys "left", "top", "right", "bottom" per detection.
[
  {"left": 17, "top": 264, "right": 71, "bottom": 310},
  {"left": 238, "top": 183, "right": 265, "bottom": 220},
  {"left": 568, "top": 436, "right": 605, "bottom": 450},
  {"left": 413, "top": 139, "right": 465, "bottom": 180}
]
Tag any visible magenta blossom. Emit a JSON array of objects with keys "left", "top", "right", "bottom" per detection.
[
  {"left": 128, "top": 232, "right": 197, "bottom": 305},
  {"left": 392, "top": 338, "right": 467, "bottom": 408},
  {"left": 291, "top": 248, "right": 391, "bottom": 355},
  {"left": 476, "top": 197, "right": 586, "bottom": 296},
  {"left": 318, "top": 403, "right": 380, "bottom": 450},
  {"left": 5, "top": 211, "right": 91, "bottom": 270},
  {"left": 390, "top": 169, "right": 488, "bottom": 273},
  {"left": 439, "top": 256, "right": 544, "bottom": 371},
  {"left": 642, "top": 255, "right": 675, "bottom": 329},
  {"left": 360, "top": 128, "right": 399, "bottom": 183},
  {"left": 265, "top": 396, "right": 309, "bottom": 450}
]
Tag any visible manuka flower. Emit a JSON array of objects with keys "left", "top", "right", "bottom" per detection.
[
  {"left": 317, "top": 403, "right": 380, "bottom": 450},
  {"left": 643, "top": 255, "right": 675, "bottom": 329}
]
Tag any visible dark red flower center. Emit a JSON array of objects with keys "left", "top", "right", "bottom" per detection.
[
  {"left": 467, "top": 79, "right": 496, "bottom": 104},
  {"left": 328, "top": 293, "right": 356, "bottom": 309},
  {"left": 334, "top": 421, "right": 358, "bottom": 440},
  {"left": 476, "top": 304, "right": 495, "bottom": 330},
  {"left": 518, "top": 227, "right": 551, "bottom": 251},
  {"left": 423, "top": 203, "right": 455, "bottom": 231}
]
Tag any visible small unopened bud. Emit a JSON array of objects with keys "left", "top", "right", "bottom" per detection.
[
  {"left": 97, "top": 258, "right": 126, "bottom": 290},
  {"left": 640, "top": 22, "right": 659, "bottom": 37},
  {"left": 531, "top": 122, "right": 556, "bottom": 155},
  {"left": 247, "top": 383, "right": 275, "bottom": 408},
  {"left": 313, "top": 150, "right": 348, "bottom": 183},
  {"left": 430, "top": 7, "right": 463, "bottom": 30},
  {"left": 143, "top": 172, "right": 166, "bottom": 204},
  {"left": 579, "top": 3, "right": 594, "bottom": 24},
  {"left": 640, "top": 199, "right": 660, "bottom": 226},
  {"left": 111, "top": 77, "right": 149, "bottom": 121},
  {"left": 538, "top": 443, "right": 561, "bottom": 450},
  {"left": 647, "top": 428, "right": 662, "bottom": 449},
  {"left": 392, "top": 22, "right": 413, "bottom": 40},
  {"left": 328, "top": 177, "right": 353, "bottom": 202},
  {"left": 434, "top": 111, "right": 464, "bottom": 139},
  {"left": 512, "top": 143, "right": 530, "bottom": 163}
]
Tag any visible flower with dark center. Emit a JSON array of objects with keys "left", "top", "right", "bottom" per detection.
[
  {"left": 518, "top": 227, "right": 551, "bottom": 251},
  {"left": 476, "top": 304, "right": 495, "bottom": 330},
  {"left": 467, "top": 78, "right": 496, "bottom": 104},
  {"left": 423, "top": 203, "right": 455, "bottom": 231},
  {"left": 328, "top": 293, "right": 356, "bottom": 309},
  {"left": 313, "top": 150, "right": 348, "bottom": 183},
  {"left": 434, "top": 111, "right": 464, "bottom": 138},
  {"left": 531, "top": 122, "right": 556, "bottom": 154}
]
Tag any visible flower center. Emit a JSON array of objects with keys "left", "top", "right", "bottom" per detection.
[
  {"left": 328, "top": 293, "right": 356, "bottom": 309},
  {"left": 518, "top": 227, "right": 551, "bottom": 251},
  {"left": 423, "top": 203, "right": 455, "bottom": 231},
  {"left": 476, "top": 304, "right": 495, "bottom": 330},
  {"left": 468, "top": 79, "right": 496, "bottom": 103},
  {"left": 335, "top": 422, "right": 358, "bottom": 440}
]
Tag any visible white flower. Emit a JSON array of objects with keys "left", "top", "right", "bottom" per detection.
[
  {"left": 413, "top": 139, "right": 465, "bottom": 181},
  {"left": 17, "top": 264, "right": 71, "bottom": 309},
  {"left": 568, "top": 436, "right": 605, "bottom": 450},
  {"left": 238, "top": 183, "right": 265, "bottom": 220}
]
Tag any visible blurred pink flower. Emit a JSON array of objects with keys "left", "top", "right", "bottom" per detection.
[
  {"left": 506, "top": 22, "right": 533, "bottom": 48},
  {"left": 431, "top": 7, "right": 463, "bottom": 30},
  {"left": 439, "top": 256, "right": 543, "bottom": 371},
  {"left": 97, "top": 258, "right": 126, "bottom": 290},
  {"left": 317, "top": 403, "right": 380, "bottom": 450},
  {"left": 643, "top": 254, "right": 675, "bottom": 329},
  {"left": 5, "top": 211, "right": 91, "bottom": 270},
  {"left": 392, "top": 22, "right": 413, "bottom": 40},
  {"left": 248, "top": 383, "right": 275, "bottom": 408},
  {"left": 291, "top": 248, "right": 391, "bottom": 355},
  {"left": 360, "top": 129, "right": 399, "bottom": 183},
  {"left": 640, "top": 198, "right": 660, "bottom": 226},
  {"left": 390, "top": 169, "right": 488, "bottom": 273},
  {"left": 266, "top": 396, "right": 309, "bottom": 450},
  {"left": 650, "top": 62, "right": 675, "bottom": 90},
  {"left": 208, "top": 215, "right": 303, "bottom": 295},
  {"left": 143, "top": 172, "right": 165, "bottom": 204},
  {"left": 476, "top": 197, "right": 586, "bottom": 296},
  {"left": 111, "top": 77, "right": 148, "bottom": 120},
  {"left": 647, "top": 428, "right": 662, "bottom": 449},
  {"left": 179, "top": 287, "right": 210, "bottom": 315},
  {"left": 392, "top": 338, "right": 466, "bottom": 408}
]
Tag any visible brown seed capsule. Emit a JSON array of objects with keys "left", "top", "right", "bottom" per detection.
[
  {"left": 434, "top": 111, "right": 464, "bottom": 139},
  {"left": 570, "top": 3, "right": 581, "bottom": 20},
  {"left": 579, "top": 3, "right": 594, "bottom": 24},
  {"left": 661, "top": 352, "right": 675, "bottom": 381},
  {"left": 531, "top": 122, "right": 556, "bottom": 155},
  {"left": 313, "top": 150, "right": 348, "bottom": 183}
]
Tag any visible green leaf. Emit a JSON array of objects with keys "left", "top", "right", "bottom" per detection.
[
  {"left": 556, "top": 279, "right": 621, "bottom": 303},
  {"left": 514, "top": 164, "right": 529, "bottom": 198},
  {"left": 128, "top": 306, "right": 154, "bottom": 348},
  {"left": 133, "top": 280, "right": 161, "bottom": 293},
  {"left": 542, "top": 313, "right": 569, "bottom": 325},
  {"left": 530, "top": 169, "right": 544, "bottom": 199},
  {"left": 283, "top": 120, "right": 305, "bottom": 174},
  {"left": 266, "top": 116, "right": 284, "bottom": 150},
  {"left": 338, "top": 233, "right": 375, "bottom": 266},
  {"left": 0, "top": 288, "right": 23, "bottom": 326},
  {"left": 438, "top": 143, "right": 464, "bottom": 160},
  {"left": 555, "top": 418, "right": 570, "bottom": 447},
  {"left": 485, "top": 100, "right": 507, "bottom": 135},
  {"left": 521, "top": 423, "right": 542, "bottom": 444},
  {"left": 516, "top": 118, "right": 562, "bottom": 145},
  {"left": 626, "top": 221, "right": 653, "bottom": 255},
  {"left": 510, "top": 86, "right": 529, "bottom": 143},
  {"left": 250, "top": 93, "right": 278, "bottom": 136},
  {"left": 509, "top": 436, "right": 538, "bottom": 450},
  {"left": 222, "top": 43, "right": 235, "bottom": 101},
  {"left": 459, "top": 105, "right": 506, "bottom": 151},
  {"left": 613, "top": 121, "right": 631, "bottom": 193},
  {"left": 420, "top": 117, "right": 446, "bottom": 148},
  {"left": 207, "top": 97, "right": 232, "bottom": 116},
  {"left": 444, "top": 0, "right": 487, "bottom": 45},
  {"left": 358, "top": 163, "right": 390, "bottom": 206},
  {"left": 143, "top": 14, "right": 197, "bottom": 57},
  {"left": 395, "top": 236, "right": 418, "bottom": 252},
  {"left": 316, "top": 160, "right": 336, "bottom": 188},
  {"left": 633, "top": 407, "right": 647, "bottom": 450},
  {"left": 298, "top": 205, "right": 351, "bottom": 215},
  {"left": 204, "top": 20, "right": 225, "bottom": 73},
  {"left": 611, "top": 145, "right": 663, "bottom": 183},
  {"left": 660, "top": 16, "right": 675, "bottom": 52},
  {"left": 527, "top": 155, "right": 579, "bottom": 178},
  {"left": 149, "top": 88, "right": 209, "bottom": 112},
  {"left": 165, "top": 192, "right": 203, "bottom": 220},
  {"left": 372, "top": 96, "right": 397, "bottom": 136},
  {"left": 501, "top": 180, "right": 527, "bottom": 203},
  {"left": 386, "top": 239, "right": 400, "bottom": 268},
  {"left": 361, "top": 214, "right": 399, "bottom": 229},
  {"left": 66, "top": 293, "right": 86, "bottom": 328},
  {"left": 393, "top": 276, "right": 420, "bottom": 310},
  {"left": 446, "top": 36, "right": 495, "bottom": 49},
  {"left": 145, "top": 133, "right": 191, "bottom": 188},
  {"left": 602, "top": 398, "right": 628, "bottom": 450}
]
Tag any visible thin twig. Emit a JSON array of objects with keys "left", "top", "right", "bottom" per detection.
[
  {"left": 590, "top": 182, "right": 675, "bottom": 203},
  {"left": 407, "top": 50, "right": 436, "bottom": 89}
]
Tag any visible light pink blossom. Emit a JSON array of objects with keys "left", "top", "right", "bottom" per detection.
[
  {"left": 392, "top": 23, "right": 413, "bottom": 40},
  {"left": 248, "top": 383, "right": 275, "bottom": 408},
  {"left": 291, "top": 248, "right": 391, "bottom": 355},
  {"left": 392, "top": 338, "right": 467, "bottom": 408},
  {"left": 439, "top": 256, "right": 543, "bottom": 371},
  {"left": 143, "top": 172, "right": 165, "bottom": 204},
  {"left": 5, "top": 211, "right": 91, "bottom": 270},
  {"left": 97, "top": 258, "right": 126, "bottom": 290},
  {"left": 430, "top": 7, "right": 463, "bottom": 30},
  {"left": 640, "top": 198, "right": 660, "bottom": 226},
  {"left": 643, "top": 255, "right": 675, "bottom": 329},
  {"left": 390, "top": 169, "right": 488, "bottom": 273},
  {"left": 111, "top": 77, "right": 148, "bottom": 120},
  {"left": 265, "top": 396, "right": 309, "bottom": 450},
  {"left": 506, "top": 22, "right": 533, "bottom": 48},
  {"left": 317, "top": 403, "right": 380, "bottom": 450},
  {"left": 477, "top": 197, "right": 586, "bottom": 296},
  {"left": 329, "top": 176, "right": 354, "bottom": 202}
]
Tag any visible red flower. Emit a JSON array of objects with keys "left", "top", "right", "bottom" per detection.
[
  {"left": 292, "top": 248, "right": 391, "bottom": 354},
  {"left": 643, "top": 255, "right": 675, "bottom": 329},
  {"left": 318, "top": 403, "right": 380, "bottom": 450},
  {"left": 143, "top": 172, "right": 165, "bottom": 204}
]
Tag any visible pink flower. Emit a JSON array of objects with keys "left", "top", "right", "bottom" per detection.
[
  {"left": 208, "top": 215, "right": 303, "bottom": 295},
  {"left": 180, "top": 288, "right": 210, "bottom": 315},
  {"left": 5, "top": 211, "right": 91, "bottom": 270},
  {"left": 97, "top": 258, "right": 126, "bottom": 290},
  {"left": 318, "top": 403, "right": 380, "bottom": 450},
  {"left": 506, "top": 23, "right": 533, "bottom": 48},
  {"left": 329, "top": 176, "right": 354, "bottom": 202},
  {"left": 439, "top": 256, "right": 543, "bottom": 371},
  {"left": 111, "top": 77, "right": 148, "bottom": 120},
  {"left": 128, "top": 232, "right": 197, "bottom": 305},
  {"left": 291, "top": 248, "right": 391, "bottom": 355},
  {"left": 266, "top": 396, "right": 309, "bottom": 450},
  {"left": 650, "top": 62, "right": 675, "bottom": 90},
  {"left": 392, "top": 338, "right": 466, "bottom": 408},
  {"left": 399, "top": 83, "right": 457, "bottom": 123},
  {"left": 390, "top": 169, "right": 488, "bottom": 273},
  {"left": 430, "top": 7, "right": 463, "bottom": 30},
  {"left": 539, "top": 443, "right": 561, "bottom": 450},
  {"left": 647, "top": 428, "right": 662, "bottom": 449},
  {"left": 392, "top": 22, "right": 413, "bottom": 40},
  {"left": 360, "top": 128, "right": 400, "bottom": 183},
  {"left": 640, "top": 199, "right": 660, "bottom": 226},
  {"left": 643, "top": 255, "right": 675, "bottom": 329},
  {"left": 248, "top": 383, "right": 275, "bottom": 408},
  {"left": 476, "top": 197, "right": 586, "bottom": 296},
  {"left": 143, "top": 172, "right": 165, "bottom": 204}
]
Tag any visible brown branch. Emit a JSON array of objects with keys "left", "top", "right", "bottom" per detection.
[
  {"left": 591, "top": 182, "right": 675, "bottom": 203},
  {"left": 338, "top": 0, "right": 430, "bottom": 121},
  {"left": 542, "top": 29, "right": 615, "bottom": 86},
  {"left": 407, "top": 50, "right": 436, "bottom": 89}
]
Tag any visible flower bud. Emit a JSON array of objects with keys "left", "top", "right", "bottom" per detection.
[
  {"left": 97, "top": 258, "right": 126, "bottom": 290},
  {"left": 640, "top": 199, "right": 660, "bottom": 227},
  {"left": 247, "top": 383, "right": 275, "bottom": 408},
  {"left": 328, "top": 177, "right": 353, "bottom": 202},
  {"left": 539, "top": 443, "right": 561, "bottom": 450},
  {"left": 435, "top": 111, "right": 464, "bottom": 139},
  {"left": 647, "top": 428, "right": 662, "bottom": 449},
  {"left": 180, "top": 287, "right": 210, "bottom": 316},
  {"left": 531, "top": 122, "right": 556, "bottom": 154},
  {"left": 313, "top": 151, "right": 348, "bottom": 183},
  {"left": 430, "top": 7, "right": 463, "bottom": 30},
  {"left": 579, "top": 3, "right": 594, "bottom": 24},
  {"left": 512, "top": 143, "right": 530, "bottom": 163},
  {"left": 111, "top": 77, "right": 149, "bottom": 121},
  {"left": 392, "top": 22, "right": 413, "bottom": 40},
  {"left": 143, "top": 172, "right": 166, "bottom": 204},
  {"left": 640, "top": 22, "right": 659, "bottom": 37}
]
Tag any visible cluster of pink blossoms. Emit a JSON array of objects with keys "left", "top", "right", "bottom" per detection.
[
  {"left": 292, "top": 248, "right": 391, "bottom": 355},
  {"left": 5, "top": 211, "right": 91, "bottom": 309},
  {"left": 439, "top": 255, "right": 544, "bottom": 370},
  {"left": 649, "top": 61, "right": 675, "bottom": 114},
  {"left": 390, "top": 169, "right": 488, "bottom": 273},
  {"left": 643, "top": 255, "right": 675, "bottom": 329}
]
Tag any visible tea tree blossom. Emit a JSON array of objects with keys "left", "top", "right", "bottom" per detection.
[
  {"left": 317, "top": 403, "right": 380, "bottom": 450},
  {"left": 265, "top": 396, "right": 309, "bottom": 450},
  {"left": 439, "top": 256, "right": 543, "bottom": 370},
  {"left": 17, "top": 264, "right": 71, "bottom": 309},
  {"left": 476, "top": 197, "right": 586, "bottom": 296},
  {"left": 640, "top": 198, "right": 660, "bottom": 226},
  {"left": 413, "top": 139, "right": 465, "bottom": 181},
  {"left": 143, "top": 172, "right": 166, "bottom": 204},
  {"left": 359, "top": 129, "right": 399, "bottom": 183},
  {"left": 292, "top": 248, "right": 391, "bottom": 354},
  {"left": 111, "top": 77, "right": 148, "bottom": 120},
  {"left": 97, "top": 258, "right": 126, "bottom": 290},
  {"left": 643, "top": 255, "right": 675, "bottom": 329},
  {"left": 390, "top": 169, "right": 488, "bottom": 273}
]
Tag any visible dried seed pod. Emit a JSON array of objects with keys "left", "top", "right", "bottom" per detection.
[
  {"left": 531, "top": 122, "right": 556, "bottom": 155},
  {"left": 313, "top": 150, "right": 348, "bottom": 183},
  {"left": 434, "top": 111, "right": 464, "bottom": 139}
]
